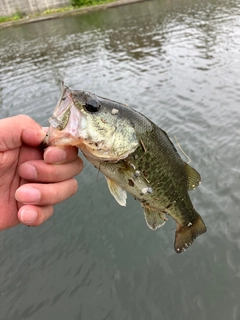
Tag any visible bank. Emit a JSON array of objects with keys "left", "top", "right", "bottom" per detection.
[{"left": 0, "top": 0, "right": 148, "bottom": 30}]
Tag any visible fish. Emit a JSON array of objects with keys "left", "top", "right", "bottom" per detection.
[{"left": 44, "top": 85, "right": 207, "bottom": 253}]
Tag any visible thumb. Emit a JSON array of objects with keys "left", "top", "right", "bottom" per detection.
[{"left": 0, "top": 115, "right": 46, "bottom": 151}]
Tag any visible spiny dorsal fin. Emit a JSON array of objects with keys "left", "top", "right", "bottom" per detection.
[
  {"left": 105, "top": 177, "right": 127, "bottom": 206},
  {"left": 174, "top": 210, "right": 206, "bottom": 253},
  {"left": 142, "top": 204, "right": 167, "bottom": 230},
  {"left": 185, "top": 163, "right": 201, "bottom": 190}
]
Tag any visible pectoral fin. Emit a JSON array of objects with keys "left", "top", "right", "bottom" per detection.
[
  {"left": 142, "top": 204, "right": 167, "bottom": 230},
  {"left": 185, "top": 163, "right": 201, "bottom": 190},
  {"left": 105, "top": 177, "right": 127, "bottom": 206}
]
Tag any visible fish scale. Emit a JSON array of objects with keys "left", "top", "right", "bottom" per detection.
[{"left": 45, "top": 85, "right": 207, "bottom": 253}]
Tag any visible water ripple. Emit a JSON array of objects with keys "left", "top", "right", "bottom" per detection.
[{"left": 1, "top": 0, "right": 240, "bottom": 319}]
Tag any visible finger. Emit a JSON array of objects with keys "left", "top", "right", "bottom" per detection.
[
  {"left": 18, "top": 204, "right": 54, "bottom": 226},
  {"left": 0, "top": 211, "right": 19, "bottom": 231},
  {"left": 18, "top": 156, "right": 83, "bottom": 182},
  {"left": 15, "top": 178, "right": 78, "bottom": 206},
  {"left": 18, "top": 144, "right": 43, "bottom": 165},
  {"left": 0, "top": 115, "right": 46, "bottom": 150},
  {"left": 42, "top": 127, "right": 48, "bottom": 133},
  {"left": 44, "top": 146, "right": 79, "bottom": 164}
]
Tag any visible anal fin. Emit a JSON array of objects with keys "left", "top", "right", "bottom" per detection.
[
  {"left": 142, "top": 204, "right": 167, "bottom": 230},
  {"left": 105, "top": 177, "right": 127, "bottom": 206}
]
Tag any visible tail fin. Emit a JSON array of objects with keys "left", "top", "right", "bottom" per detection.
[{"left": 174, "top": 212, "right": 206, "bottom": 253}]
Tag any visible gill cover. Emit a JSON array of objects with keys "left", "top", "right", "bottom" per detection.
[{"left": 46, "top": 86, "right": 139, "bottom": 161}]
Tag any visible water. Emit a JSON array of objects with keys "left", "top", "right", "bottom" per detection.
[{"left": 0, "top": 0, "right": 240, "bottom": 319}]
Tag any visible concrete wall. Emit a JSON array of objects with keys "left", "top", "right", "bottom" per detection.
[{"left": 0, "top": 0, "right": 71, "bottom": 16}]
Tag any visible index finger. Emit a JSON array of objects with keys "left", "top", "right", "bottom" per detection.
[{"left": 0, "top": 115, "right": 46, "bottom": 151}]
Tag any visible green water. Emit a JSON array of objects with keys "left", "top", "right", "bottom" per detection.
[{"left": 0, "top": 0, "right": 240, "bottom": 319}]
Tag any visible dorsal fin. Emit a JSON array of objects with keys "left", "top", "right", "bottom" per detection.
[{"left": 185, "top": 163, "right": 201, "bottom": 190}]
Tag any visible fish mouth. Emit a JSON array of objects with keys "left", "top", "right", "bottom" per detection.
[
  {"left": 49, "top": 85, "right": 73, "bottom": 130},
  {"left": 45, "top": 85, "right": 84, "bottom": 147},
  {"left": 43, "top": 125, "right": 76, "bottom": 146}
]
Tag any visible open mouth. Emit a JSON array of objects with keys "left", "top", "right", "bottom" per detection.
[
  {"left": 48, "top": 86, "right": 73, "bottom": 131},
  {"left": 45, "top": 86, "right": 85, "bottom": 146}
]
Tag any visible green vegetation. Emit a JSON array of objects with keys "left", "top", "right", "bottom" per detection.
[
  {"left": 71, "top": 0, "right": 114, "bottom": 7},
  {"left": 42, "top": 6, "right": 73, "bottom": 15},
  {"left": 0, "top": 0, "right": 115, "bottom": 25},
  {"left": 0, "top": 11, "right": 23, "bottom": 23}
]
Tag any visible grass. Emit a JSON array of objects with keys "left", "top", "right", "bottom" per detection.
[
  {"left": 42, "top": 6, "right": 74, "bottom": 15},
  {"left": 0, "top": 0, "right": 116, "bottom": 25},
  {"left": 0, "top": 11, "right": 23, "bottom": 23},
  {"left": 72, "top": 0, "right": 114, "bottom": 6}
]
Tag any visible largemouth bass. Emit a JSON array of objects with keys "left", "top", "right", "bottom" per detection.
[{"left": 45, "top": 86, "right": 206, "bottom": 253}]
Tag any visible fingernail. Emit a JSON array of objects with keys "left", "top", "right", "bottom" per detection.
[
  {"left": 21, "top": 163, "right": 37, "bottom": 180},
  {"left": 41, "top": 127, "right": 48, "bottom": 133},
  {"left": 44, "top": 147, "right": 67, "bottom": 164},
  {"left": 20, "top": 208, "right": 38, "bottom": 224},
  {"left": 16, "top": 186, "right": 41, "bottom": 204}
]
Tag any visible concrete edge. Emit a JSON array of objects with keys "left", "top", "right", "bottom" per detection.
[{"left": 0, "top": 0, "right": 151, "bottom": 30}]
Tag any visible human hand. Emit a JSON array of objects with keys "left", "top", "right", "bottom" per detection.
[{"left": 0, "top": 115, "right": 83, "bottom": 230}]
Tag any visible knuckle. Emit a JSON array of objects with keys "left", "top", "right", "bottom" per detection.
[
  {"left": 76, "top": 157, "right": 83, "bottom": 173},
  {"left": 36, "top": 206, "right": 54, "bottom": 225},
  {"left": 47, "top": 165, "right": 61, "bottom": 181},
  {"left": 72, "top": 179, "right": 79, "bottom": 194}
]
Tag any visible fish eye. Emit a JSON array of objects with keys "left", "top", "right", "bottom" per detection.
[{"left": 84, "top": 99, "right": 101, "bottom": 113}]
